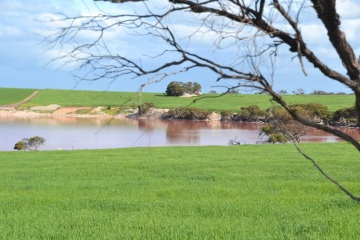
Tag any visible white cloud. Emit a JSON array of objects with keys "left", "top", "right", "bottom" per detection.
[
  {"left": 300, "top": 23, "right": 327, "bottom": 45},
  {"left": 0, "top": 0, "right": 23, "bottom": 17},
  {"left": 0, "top": 0, "right": 358, "bottom": 93},
  {"left": 341, "top": 19, "right": 360, "bottom": 44},
  {"left": 0, "top": 25, "right": 22, "bottom": 37},
  {"left": 337, "top": 0, "right": 360, "bottom": 19}
]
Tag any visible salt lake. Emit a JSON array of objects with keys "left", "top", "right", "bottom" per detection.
[{"left": 0, "top": 117, "right": 358, "bottom": 151}]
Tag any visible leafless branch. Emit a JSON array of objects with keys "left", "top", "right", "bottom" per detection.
[
  {"left": 44, "top": 0, "right": 360, "bottom": 200},
  {"left": 292, "top": 140, "right": 360, "bottom": 202}
]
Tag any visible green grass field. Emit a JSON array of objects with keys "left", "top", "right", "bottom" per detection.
[
  {"left": 0, "top": 88, "right": 37, "bottom": 105},
  {"left": 0, "top": 88, "right": 354, "bottom": 112},
  {"left": 1, "top": 143, "right": 360, "bottom": 239}
]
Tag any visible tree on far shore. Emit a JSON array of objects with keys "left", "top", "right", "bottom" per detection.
[{"left": 166, "top": 81, "right": 202, "bottom": 96}]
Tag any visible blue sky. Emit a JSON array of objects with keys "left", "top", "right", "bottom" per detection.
[{"left": 1, "top": 0, "right": 360, "bottom": 94}]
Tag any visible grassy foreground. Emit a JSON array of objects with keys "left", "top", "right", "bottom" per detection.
[
  {"left": 1, "top": 143, "right": 360, "bottom": 239},
  {"left": 0, "top": 88, "right": 354, "bottom": 112}
]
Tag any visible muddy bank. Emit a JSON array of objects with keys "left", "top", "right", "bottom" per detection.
[
  {"left": 0, "top": 105, "right": 196, "bottom": 120},
  {"left": 0, "top": 105, "right": 357, "bottom": 128},
  {"left": 0, "top": 105, "right": 130, "bottom": 119}
]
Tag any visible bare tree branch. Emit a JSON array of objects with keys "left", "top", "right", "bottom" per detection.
[
  {"left": 293, "top": 141, "right": 360, "bottom": 202},
  {"left": 311, "top": 0, "right": 359, "bottom": 80},
  {"left": 44, "top": 0, "right": 360, "bottom": 201}
]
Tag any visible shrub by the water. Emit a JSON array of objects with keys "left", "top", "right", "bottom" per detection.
[
  {"left": 265, "top": 131, "right": 288, "bottom": 144},
  {"left": 234, "top": 105, "right": 269, "bottom": 122},
  {"left": 290, "top": 103, "right": 332, "bottom": 123},
  {"left": 220, "top": 110, "right": 234, "bottom": 121},
  {"left": 14, "top": 141, "right": 26, "bottom": 151},
  {"left": 165, "top": 107, "right": 211, "bottom": 120},
  {"left": 261, "top": 107, "right": 309, "bottom": 143},
  {"left": 332, "top": 106, "right": 358, "bottom": 125},
  {"left": 14, "top": 136, "right": 46, "bottom": 151},
  {"left": 138, "top": 102, "right": 156, "bottom": 115}
]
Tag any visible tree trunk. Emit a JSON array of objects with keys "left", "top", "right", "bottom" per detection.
[{"left": 356, "top": 91, "right": 360, "bottom": 125}]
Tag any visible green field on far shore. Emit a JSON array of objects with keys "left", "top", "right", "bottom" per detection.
[
  {"left": 0, "top": 88, "right": 355, "bottom": 112},
  {"left": 0, "top": 88, "right": 37, "bottom": 105},
  {"left": 1, "top": 144, "right": 360, "bottom": 239}
]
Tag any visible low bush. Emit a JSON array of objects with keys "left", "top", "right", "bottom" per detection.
[
  {"left": 260, "top": 124, "right": 287, "bottom": 144},
  {"left": 234, "top": 105, "right": 269, "bottom": 122},
  {"left": 75, "top": 108, "right": 93, "bottom": 115},
  {"left": 138, "top": 102, "right": 155, "bottom": 115},
  {"left": 165, "top": 107, "right": 211, "bottom": 120},
  {"left": 14, "top": 136, "right": 46, "bottom": 151},
  {"left": 102, "top": 107, "right": 120, "bottom": 115},
  {"left": 220, "top": 110, "right": 234, "bottom": 121},
  {"left": 260, "top": 103, "right": 333, "bottom": 143},
  {"left": 14, "top": 141, "right": 26, "bottom": 151},
  {"left": 290, "top": 103, "right": 332, "bottom": 123},
  {"left": 331, "top": 106, "right": 358, "bottom": 125},
  {"left": 260, "top": 107, "right": 309, "bottom": 143},
  {"left": 267, "top": 133, "right": 288, "bottom": 144},
  {"left": 18, "top": 102, "right": 37, "bottom": 109}
]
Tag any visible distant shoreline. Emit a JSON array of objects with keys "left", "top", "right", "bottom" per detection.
[
  {"left": 0, "top": 106, "right": 131, "bottom": 120},
  {"left": 0, "top": 105, "right": 225, "bottom": 122},
  {"left": 0, "top": 105, "right": 358, "bottom": 128}
]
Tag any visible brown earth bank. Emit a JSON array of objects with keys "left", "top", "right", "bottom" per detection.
[
  {"left": 0, "top": 106, "right": 129, "bottom": 119},
  {"left": 0, "top": 105, "right": 357, "bottom": 128},
  {"left": 0, "top": 105, "right": 178, "bottom": 120}
]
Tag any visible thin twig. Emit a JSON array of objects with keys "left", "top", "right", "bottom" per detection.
[{"left": 292, "top": 140, "right": 360, "bottom": 202}]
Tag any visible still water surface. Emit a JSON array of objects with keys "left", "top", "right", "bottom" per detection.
[{"left": 1, "top": 117, "right": 359, "bottom": 151}]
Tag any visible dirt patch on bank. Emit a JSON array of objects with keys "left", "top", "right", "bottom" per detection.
[{"left": 52, "top": 107, "right": 90, "bottom": 115}]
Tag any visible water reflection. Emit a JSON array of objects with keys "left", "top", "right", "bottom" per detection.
[
  {"left": 301, "top": 127, "right": 360, "bottom": 143},
  {"left": 0, "top": 116, "right": 359, "bottom": 151},
  {"left": 166, "top": 121, "right": 202, "bottom": 144}
]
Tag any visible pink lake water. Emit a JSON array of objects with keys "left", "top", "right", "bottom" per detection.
[{"left": 1, "top": 117, "right": 359, "bottom": 151}]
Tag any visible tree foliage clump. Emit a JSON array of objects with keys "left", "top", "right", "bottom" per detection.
[
  {"left": 260, "top": 103, "right": 331, "bottom": 144},
  {"left": 14, "top": 141, "right": 26, "bottom": 151},
  {"left": 138, "top": 102, "right": 155, "bottom": 115},
  {"left": 166, "top": 82, "right": 184, "bottom": 96},
  {"left": 260, "top": 107, "right": 310, "bottom": 143},
  {"left": 235, "top": 105, "right": 269, "bottom": 122},
  {"left": 220, "top": 110, "right": 234, "bottom": 121},
  {"left": 14, "top": 136, "right": 46, "bottom": 151},
  {"left": 165, "top": 81, "right": 201, "bottom": 96},
  {"left": 261, "top": 125, "right": 288, "bottom": 144},
  {"left": 165, "top": 107, "right": 211, "bottom": 120},
  {"left": 332, "top": 107, "right": 358, "bottom": 126},
  {"left": 290, "top": 103, "right": 333, "bottom": 123}
]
